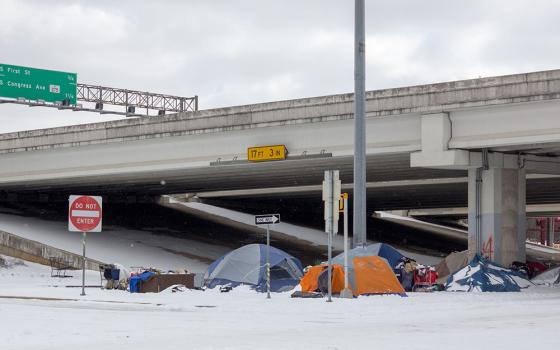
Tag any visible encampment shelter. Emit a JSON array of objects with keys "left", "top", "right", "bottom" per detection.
[
  {"left": 205, "top": 244, "right": 303, "bottom": 292},
  {"left": 331, "top": 243, "right": 406, "bottom": 290},
  {"left": 445, "top": 255, "right": 532, "bottom": 292},
  {"left": 300, "top": 264, "right": 346, "bottom": 294},
  {"left": 300, "top": 256, "right": 405, "bottom": 296}
]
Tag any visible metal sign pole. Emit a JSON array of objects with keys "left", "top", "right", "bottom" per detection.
[
  {"left": 81, "top": 231, "right": 86, "bottom": 296},
  {"left": 344, "top": 196, "right": 348, "bottom": 288},
  {"left": 326, "top": 171, "right": 334, "bottom": 303},
  {"left": 254, "top": 214, "right": 279, "bottom": 298},
  {"left": 266, "top": 224, "right": 271, "bottom": 299},
  {"left": 341, "top": 195, "right": 353, "bottom": 298},
  {"left": 327, "top": 221, "right": 333, "bottom": 302}
]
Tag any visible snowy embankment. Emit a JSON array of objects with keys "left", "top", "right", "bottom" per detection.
[
  {"left": 0, "top": 211, "right": 230, "bottom": 272},
  {"left": 2, "top": 254, "right": 560, "bottom": 350},
  {"left": 163, "top": 198, "right": 442, "bottom": 265}
]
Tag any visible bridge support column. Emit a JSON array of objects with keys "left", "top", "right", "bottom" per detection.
[
  {"left": 547, "top": 218, "right": 555, "bottom": 247},
  {"left": 468, "top": 166, "right": 526, "bottom": 266},
  {"left": 410, "top": 112, "right": 560, "bottom": 265}
]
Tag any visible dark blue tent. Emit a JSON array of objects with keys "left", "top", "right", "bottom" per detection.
[
  {"left": 205, "top": 244, "right": 304, "bottom": 292},
  {"left": 333, "top": 243, "right": 405, "bottom": 270},
  {"left": 445, "top": 255, "right": 532, "bottom": 292}
]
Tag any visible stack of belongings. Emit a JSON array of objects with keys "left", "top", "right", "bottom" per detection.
[
  {"left": 435, "top": 250, "right": 469, "bottom": 285},
  {"left": 445, "top": 255, "right": 532, "bottom": 292},
  {"left": 395, "top": 257, "right": 417, "bottom": 291},
  {"left": 102, "top": 263, "right": 130, "bottom": 290},
  {"left": 205, "top": 244, "right": 304, "bottom": 292},
  {"left": 412, "top": 264, "right": 438, "bottom": 292},
  {"left": 530, "top": 265, "right": 560, "bottom": 286},
  {"left": 511, "top": 260, "right": 548, "bottom": 279},
  {"left": 297, "top": 243, "right": 406, "bottom": 297}
]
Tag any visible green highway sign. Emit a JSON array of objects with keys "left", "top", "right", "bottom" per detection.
[{"left": 0, "top": 63, "right": 77, "bottom": 104}]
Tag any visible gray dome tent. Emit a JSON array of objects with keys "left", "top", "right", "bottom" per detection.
[{"left": 205, "top": 244, "right": 303, "bottom": 292}]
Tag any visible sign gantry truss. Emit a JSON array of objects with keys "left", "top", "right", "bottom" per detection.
[{"left": 77, "top": 84, "right": 198, "bottom": 114}]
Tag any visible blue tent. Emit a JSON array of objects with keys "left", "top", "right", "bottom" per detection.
[
  {"left": 129, "top": 271, "right": 155, "bottom": 293},
  {"left": 445, "top": 255, "right": 532, "bottom": 292},
  {"left": 333, "top": 243, "right": 405, "bottom": 270},
  {"left": 205, "top": 244, "right": 304, "bottom": 292}
]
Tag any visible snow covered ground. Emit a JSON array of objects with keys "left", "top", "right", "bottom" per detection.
[
  {"left": 2, "top": 254, "right": 560, "bottom": 350},
  {"left": 0, "top": 211, "right": 230, "bottom": 272}
]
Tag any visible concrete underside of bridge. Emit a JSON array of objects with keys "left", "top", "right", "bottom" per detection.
[{"left": 2, "top": 152, "right": 560, "bottom": 212}]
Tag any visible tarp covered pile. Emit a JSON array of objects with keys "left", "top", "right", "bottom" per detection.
[
  {"left": 445, "top": 255, "right": 532, "bottom": 292},
  {"left": 531, "top": 266, "right": 560, "bottom": 286},
  {"left": 129, "top": 271, "right": 155, "bottom": 293}
]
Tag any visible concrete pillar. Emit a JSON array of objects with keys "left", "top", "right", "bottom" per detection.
[
  {"left": 468, "top": 167, "right": 526, "bottom": 266},
  {"left": 548, "top": 218, "right": 555, "bottom": 247}
]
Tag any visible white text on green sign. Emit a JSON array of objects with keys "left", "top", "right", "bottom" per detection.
[{"left": 0, "top": 63, "right": 77, "bottom": 104}]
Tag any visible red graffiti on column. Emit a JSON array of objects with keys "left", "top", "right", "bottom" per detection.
[{"left": 482, "top": 235, "right": 494, "bottom": 260}]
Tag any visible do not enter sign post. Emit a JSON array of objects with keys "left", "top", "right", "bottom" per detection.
[{"left": 68, "top": 195, "right": 102, "bottom": 296}]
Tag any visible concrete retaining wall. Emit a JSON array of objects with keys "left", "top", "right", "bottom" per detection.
[{"left": 0, "top": 229, "right": 104, "bottom": 271}]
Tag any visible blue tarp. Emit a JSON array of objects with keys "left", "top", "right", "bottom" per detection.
[
  {"left": 205, "top": 244, "right": 304, "bottom": 292},
  {"left": 445, "top": 255, "right": 532, "bottom": 292},
  {"left": 129, "top": 271, "right": 155, "bottom": 293}
]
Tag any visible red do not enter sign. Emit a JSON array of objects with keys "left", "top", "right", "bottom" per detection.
[{"left": 68, "top": 195, "right": 102, "bottom": 232}]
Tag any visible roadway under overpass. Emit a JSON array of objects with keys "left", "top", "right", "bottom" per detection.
[{"left": 2, "top": 69, "right": 560, "bottom": 265}]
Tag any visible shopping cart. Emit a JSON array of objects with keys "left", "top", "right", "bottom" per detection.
[{"left": 412, "top": 265, "right": 437, "bottom": 292}]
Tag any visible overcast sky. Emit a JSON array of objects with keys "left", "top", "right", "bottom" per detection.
[{"left": 1, "top": 0, "right": 560, "bottom": 132}]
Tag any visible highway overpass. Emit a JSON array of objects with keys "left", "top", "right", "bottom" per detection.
[
  {"left": 0, "top": 70, "right": 560, "bottom": 201},
  {"left": 2, "top": 69, "right": 560, "bottom": 265}
]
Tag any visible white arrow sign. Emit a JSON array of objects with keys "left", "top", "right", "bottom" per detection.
[{"left": 255, "top": 214, "right": 281, "bottom": 225}]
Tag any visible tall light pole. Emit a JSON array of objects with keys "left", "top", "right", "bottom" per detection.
[{"left": 353, "top": 0, "right": 367, "bottom": 247}]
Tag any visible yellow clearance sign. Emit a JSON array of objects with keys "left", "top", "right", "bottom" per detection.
[
  {"left": 339, "top": 193, "right": 348, "bottom": 212},
  {"left": 248, "top": 145, "right": 287, "bottom": 162}
]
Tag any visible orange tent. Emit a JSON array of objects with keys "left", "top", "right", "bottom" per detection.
[
  {"left": 353, "top": 256, "right": 405, "bottom": 295},
  {"left": 299, "top": 257, "right": 405, "bottom": 296},
  {"left": 300, "top": 264, "right": 345, "bottom": 294}
]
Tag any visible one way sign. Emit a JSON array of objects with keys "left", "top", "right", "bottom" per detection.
[{"left": 255, "top": 214, "right": 281, "bottom": 225}]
